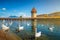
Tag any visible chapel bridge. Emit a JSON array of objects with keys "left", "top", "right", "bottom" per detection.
[
  {"left": 0, "top": 18, "right": 48, "bottom": 20},
  {"left": 0, "top": 18, "right": 59, "bottom": 20},
  {"left": 0, "top": 18, "right": 36, "bottom": 20}
]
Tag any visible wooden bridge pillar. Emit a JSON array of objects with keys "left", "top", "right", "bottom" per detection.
[{"left": 31, "top": 19, "right": 37, "bottom": 32}]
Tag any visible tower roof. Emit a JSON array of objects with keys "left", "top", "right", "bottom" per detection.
[{"left": 31, "top": 8, "right": 37, "bottom": 13}]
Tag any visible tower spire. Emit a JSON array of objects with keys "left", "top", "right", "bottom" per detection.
[{"left": 31, "top": 8, "right": 37, "bottom": 13}]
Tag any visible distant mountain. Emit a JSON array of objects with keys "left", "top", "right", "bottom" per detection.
[
  {"left": 48, "top": 12, "right": 60, "bottom": 16},
  {"left": 37, "top": 14, "right": 48, "bottom": 17},
  {"left": 37, "top": 12, "right": 60, "bottom": 17},
  {"left": 9, "top": 16, "right": 18, "bottom": 18}
]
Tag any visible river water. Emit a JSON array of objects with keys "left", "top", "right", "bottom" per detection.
[{"left": 0, "top": 19, "right": 60, "bottom": 40}]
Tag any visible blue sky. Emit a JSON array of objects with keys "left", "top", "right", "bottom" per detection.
[{"left": 0, "top": 0, "right": 60, "bottom": 17}]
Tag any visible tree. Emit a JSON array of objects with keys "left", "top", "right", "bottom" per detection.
[{"left": 20, "top": 16, "right": 22, "bottom": 18}]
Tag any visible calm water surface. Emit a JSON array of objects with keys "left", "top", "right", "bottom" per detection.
[{"left": 0, "top": 19, "right": 60, "bottom": 40}]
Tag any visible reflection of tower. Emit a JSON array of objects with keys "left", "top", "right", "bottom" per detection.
[{"left": 31, "top": 8, "right": 37, "bottom": 18}]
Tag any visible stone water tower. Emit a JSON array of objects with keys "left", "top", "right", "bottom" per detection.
[{"left": 31, "top": 8, "right": 37, "bottom": 18}]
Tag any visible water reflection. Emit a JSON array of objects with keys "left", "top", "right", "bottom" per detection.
[{"left": 37, "top": 19, "right": 60, "bottom": 40}]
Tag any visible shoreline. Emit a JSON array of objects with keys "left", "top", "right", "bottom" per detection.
[{"left": 0, "top": 30, "right": 22, "bottom": 40}]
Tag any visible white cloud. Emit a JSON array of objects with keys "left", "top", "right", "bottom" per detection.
[
  {"left": 16, "top": 12, "right": 31, "bottom": 18},
  {"left": 7, "top": 11, "right": 31, "bottom": 18},
  {"left": 2, "top": 8, "right": 6, "bottom": 11},
  {"left": 17, "top": 12, "right": 26, "bottom": 16},
  {"left": 20, "top": 13, "right": 30, "bottom": 18},
  {"left": 23, "top": 14, "right": 26, "bottom": 16}
]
